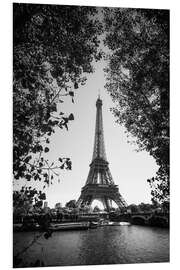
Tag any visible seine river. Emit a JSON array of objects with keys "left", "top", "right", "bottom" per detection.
[{"left": 14, "top": 225, "right": 169, "bottom": 267}]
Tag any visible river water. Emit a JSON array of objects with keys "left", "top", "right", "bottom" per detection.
[{"left": 13, "top": 225, "right": 169, "bottom": 267}]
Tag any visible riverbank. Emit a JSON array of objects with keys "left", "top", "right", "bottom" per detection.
[
  {"left": 109, "top": 213, "right": 169, "bottom": 228},
  {"left": 13, "top": 211, "right": 169, "bottom": 231}
]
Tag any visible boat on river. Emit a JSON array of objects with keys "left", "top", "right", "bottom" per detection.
[
  {"left": 89, "top": 221, "right": 99, "bottom": 229},
  {"left": 99, "top": 220, "right": 131, "bottom": 227},
  {"left": 49, "top": 222, "right": 90, "bottom": 231},
  {"left": 13, "top": 221, "right": 99, "bottom": 232}
]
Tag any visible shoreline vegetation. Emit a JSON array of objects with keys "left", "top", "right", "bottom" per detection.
[{"left": 13, "top": 211, "right": 169, "bottom": 232}]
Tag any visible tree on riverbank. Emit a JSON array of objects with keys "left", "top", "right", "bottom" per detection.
[
  {"left": 103, "top": 8, "right": 169, "bottom": 203},
  {"left": 13, "top": 187, "right": 46, "bottom": 216},
  {"left": 13, "top": 4, "right": 102, "bottom": 192},
  {"left": 65, "top": 200, "right": 77, "bottom": 208}
]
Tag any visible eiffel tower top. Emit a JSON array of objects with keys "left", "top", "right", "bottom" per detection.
[{"left": 92, "top": 95, "right": 107, "bottom": 162}]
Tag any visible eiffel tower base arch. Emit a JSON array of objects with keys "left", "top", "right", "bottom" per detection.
[{"left": 77, "top": 184, "right": 127, "bottom": 212}]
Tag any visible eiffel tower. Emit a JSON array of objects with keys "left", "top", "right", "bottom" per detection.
[{"left": 77, "top": 96, "right": 127, "bottom": 211}]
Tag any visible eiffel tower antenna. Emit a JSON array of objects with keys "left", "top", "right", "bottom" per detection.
[
  {"left": 77, "top": 95, "right": 127, "bottom": 211},
  {"left": 98, "top": 89, "right": 101, "bottom": 99}
]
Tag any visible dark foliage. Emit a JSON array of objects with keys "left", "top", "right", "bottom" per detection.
[
  {"left": 13, "top": 3, "right": 102, "bottom": 186},
  {"left": 103, "top": 8, "right": 169, "bottom": 202},
  {"left": 65, "top": 199, "right": 77, "bottom": 208},
  {"left": 13, "top": 187, "right": 46, "bottom": 215}
]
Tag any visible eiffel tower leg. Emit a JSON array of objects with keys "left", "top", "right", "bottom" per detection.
[
  {"left": 103, "top": 197, "right": 110, "bottom": 212},
  {"left": 112, "top": 197, "right": 127, "bottom": 210},
  {"left": 77, "top": 196, "right": 82, "bottom": 207},
  {"left": 87, "top": 195, "right": 93, "bottom": 207},
  {"left": 101, "top": 197, "right": 106, "bottom": 210},
  {"left": 109, "top": 199, "right": 112, "bottom": 209},
  {"left": 79, "top": 195, "right": 93, "bottom": 208},
  {"left": 77, "top": 196, "right": 86, "bottom": 208},
  {"left": 77, "top": 194, "right": 87, "bottom": 208}
]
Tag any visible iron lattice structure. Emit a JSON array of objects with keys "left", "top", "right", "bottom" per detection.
[{"left": 77, "top": 97, "right": 127, "bottom": 211}]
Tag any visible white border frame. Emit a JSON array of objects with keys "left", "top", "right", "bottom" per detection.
[{"left": 1, "top": 0, "right": 179, "bottom": 269}]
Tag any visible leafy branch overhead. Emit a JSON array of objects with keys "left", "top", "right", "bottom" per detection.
[
  {"left": 104, "top": 8, "right": 169, "bottom": 202},
  {"left": 13, "top": 4, "right": 103, "bottom": 185}
]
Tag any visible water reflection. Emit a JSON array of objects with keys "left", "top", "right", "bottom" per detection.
[{"left": 14, "top": 225, "right": 169, "bottom": 267}]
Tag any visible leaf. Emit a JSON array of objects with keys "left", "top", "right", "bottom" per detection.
[
  {"left": 60, "top": 164, "right": 64, "bottom": 169},
  {"left": 36, "top": 200, "right": 43, "bottom": 208},
  {"left": 64, "top": 123, "right": 68, "bottom": 130},
  {"left": 24, "top": 155, "right": 32, "bottom": 163},
  {"left": 44, "top": 147, "right": 49, "bottom": 153},
  {"left": 39, "top": 192, "right": 46, "bottom": 200},
  {"left": 69, "top": 91, "right": 74, "bottom": 97},
  {"left": 74, "top": 82, "right": 78, "bottom": 89},
  {"left": 68, "top": 113, "right": 74, "bottom": 121},
  {"left": 26, "top": 174, "right": 31, "bottom": 181}
]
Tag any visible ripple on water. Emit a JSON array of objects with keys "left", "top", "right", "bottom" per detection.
[{"left": 13, "top": 225, "right": 169, "bottom": 267}]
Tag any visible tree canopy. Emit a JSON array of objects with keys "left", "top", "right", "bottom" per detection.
[
  {"left": 13, "top": 3, "right": 102, "bottom": 188},
  {"left": 13, "top": 187, "right": 46, "bottom": 215},
  {"left": 65, "top": 200, "right": 77, "bottom": 208},
  {"left": 103, "top": 8, "right": 169, "bottom": 203}
]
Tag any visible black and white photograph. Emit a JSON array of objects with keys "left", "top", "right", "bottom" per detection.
[{"left": 12, "top": 1, "right": 169, "bottom": 268}]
